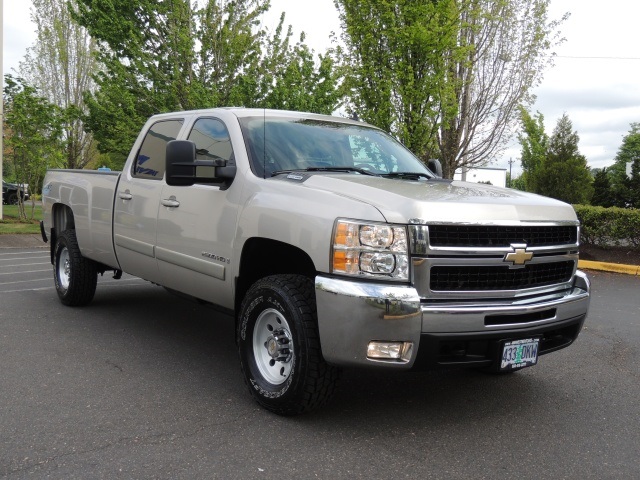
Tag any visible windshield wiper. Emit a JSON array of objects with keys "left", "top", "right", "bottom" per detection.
[
  {"left": 271, "top": 167, "right": 381, "bottom": 177},
  {"left": 380, "top": 172, "right": 433, "bottom": 180}
]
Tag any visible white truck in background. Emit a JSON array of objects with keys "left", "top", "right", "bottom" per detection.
[{"left": 41, "top": 108, "right": 590, "bottom": 415}]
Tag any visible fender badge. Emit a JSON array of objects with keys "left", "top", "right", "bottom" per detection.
[{"left": 202, "top": 252, "right": 230, "bottom": 264}]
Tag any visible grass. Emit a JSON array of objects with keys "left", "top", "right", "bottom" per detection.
[{"left": 0, "top": 204, "right": 43, "bottom": 235}]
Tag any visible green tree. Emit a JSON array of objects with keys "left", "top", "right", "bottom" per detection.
[
  {"left": 508, "top": 173, "right": 527, "bottom": 191},
  {"left": 517, "top": 107, "right": 548, "bottom": 193},
  {"left": 257, "top": 24, "right": 342, "bottom": 114},
  {"left": 631, "top": 159, "right": 640, "bottom": 209},
  {"left": 609, "top": 123, "right": 640, "bottom": 208},
  {"left": 74, "top": 0, "right": 341, "bottom": 167},
  {"left": 20, "top": 0, "right": 99, "bottom": 169},
  {"left": 591, "top": 167, "right": 614, "bottom": 207},
  {"left": 335, "top": 0, "right": 458, "bottom": 169},
  {"left": 336, "top": 0, "right": 563, "bottom": 178},
  {"left": 3, "top": 75, "right": 65, "bottom": 219},
  {"left": 537, "top": 114, "right": 592, "bottom": 204}
]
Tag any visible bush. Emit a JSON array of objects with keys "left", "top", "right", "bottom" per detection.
[{"left": 574, "top": 205, "right": 640, "bottom": 248}]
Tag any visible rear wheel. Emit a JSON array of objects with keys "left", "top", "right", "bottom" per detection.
[
  {"left": 54, "top": 230, "right": 98, "bottom": 306},
  {"left": 237, "top": 274, "right": 340, "bottom": 415},
  {"left": 7, "top": 192, "right": 18, "bottom": 205}
]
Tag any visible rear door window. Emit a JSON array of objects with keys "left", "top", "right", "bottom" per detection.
[{"left": 133, "top": 119, "right": 184, "bottom": 180}]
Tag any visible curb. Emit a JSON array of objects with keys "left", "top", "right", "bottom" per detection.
[
  {"left": 578, "top": 260, "right": 639, "bottom": 276},
  {"left": 0, "top": 234, "right": 47, "bottom": 249}
]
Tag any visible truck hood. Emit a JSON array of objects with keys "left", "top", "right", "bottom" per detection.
[{"left": 300, "top": 174, "right": 577, "bottom": 224}]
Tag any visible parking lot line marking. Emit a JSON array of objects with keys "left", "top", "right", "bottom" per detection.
[
  {"left": 0, "top": 262, "right": 52, "bottom": 268},
  {"left": 0, "top": 286, "right": 53, "bottom": 293},
  {"left": 0, "top": 269, "right": 51, "bottom": 276},
  {"left": 0, "top": 251, "right": 49, "bottom": 257},
  {"left": 0, "top": 278, "right": 149, "bottom": 293},
  {"left": 0, "top": 277, "right": 54, "bottom": 286},
  {"left": 0, "top": 256, "right": 49, "bottom": 260}
]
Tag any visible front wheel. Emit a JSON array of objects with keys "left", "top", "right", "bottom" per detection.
[
  {"left": 237, "top": 275, "right": 340, "bottom": 415},
  {"left": 54, "top": 230, "right": 98, "bottom": 306}
]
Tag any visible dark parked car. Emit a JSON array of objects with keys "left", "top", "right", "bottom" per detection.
[{"left": 2, "top": 181, "right": 30, "bottom": 205}]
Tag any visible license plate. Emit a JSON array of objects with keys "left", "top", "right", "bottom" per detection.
[{"left": 500, "top": 338, "right": 540, "bottom": 371}]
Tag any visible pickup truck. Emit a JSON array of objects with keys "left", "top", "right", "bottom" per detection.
[
  {"left": 41, "top": 108, "right": 590, "bottom": 415},
  {"left": 2, "top": 180, "right": 29, "bottom": 205}
]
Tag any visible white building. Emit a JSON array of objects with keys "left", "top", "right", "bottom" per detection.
[{"left": 453, "top": 167, "right": 507, "bottom": 188}]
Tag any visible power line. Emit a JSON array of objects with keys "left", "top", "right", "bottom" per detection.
[{"left": 556, "top": 55, "right": 640, "bottom": 60}]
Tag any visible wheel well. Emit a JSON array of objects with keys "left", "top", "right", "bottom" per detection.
[
  {"left": 49, "top": 204, "right": 75, "bottom": 264},
  {"left": 235, "top": 238, "right": 317, "bottom": 312}
]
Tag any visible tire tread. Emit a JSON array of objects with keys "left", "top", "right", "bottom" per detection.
[
  {"left": 55, "top": 230, "right": 98, "bottom": 306},
  {"left": 238, "top": 274, "right": 340, "bottom": 415}
]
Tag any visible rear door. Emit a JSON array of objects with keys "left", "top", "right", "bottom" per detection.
[{"left": 113, "top": 118, "right": 185, "bottom": 282}]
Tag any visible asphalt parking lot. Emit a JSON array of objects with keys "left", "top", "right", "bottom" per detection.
[{"left": 1, "top": 246, "right": 639, "bottom": 479}]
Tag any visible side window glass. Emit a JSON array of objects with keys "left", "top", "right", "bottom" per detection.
[
  {"left": 187, "top": 118, "right": 235, "bottom": 181},
  {"left": 188, "top": 118, "right": 234, "bottom": 164},
  {"left": 133, "top": 119, "right": 184, "bottom": 180}
]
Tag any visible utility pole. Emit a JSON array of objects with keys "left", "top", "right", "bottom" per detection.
[
  {"left": 507, "top": 157, "right": 515, "bottom": 188},
  {"left": 1, "top": 0, "right": 4, "bottom": 220}
]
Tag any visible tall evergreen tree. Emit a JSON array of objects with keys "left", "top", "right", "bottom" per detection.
[
  {"left": 609, "top": 123, "right": 640, "bottom": 208},
  {"left": 591, "top": 167, "right": 614, "bottom": 207},
  {"left": 537, "top": 114, "right": 592, "bottom": 204}
]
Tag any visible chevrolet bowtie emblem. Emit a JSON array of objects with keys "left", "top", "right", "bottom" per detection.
[{"left": 504, "top": 245, "right": 533, "bottom": 266}]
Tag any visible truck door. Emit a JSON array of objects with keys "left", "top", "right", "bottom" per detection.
[
  {"left": 113, "top": 119, "right": 184, "bottom": 283},
  {"left": 155, "top": 117, "right": 239, "bottom": 309}
]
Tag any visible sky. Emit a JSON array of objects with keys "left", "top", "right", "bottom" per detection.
[{"left": 3, "top": 0, "right": 640, "bottom": 176}]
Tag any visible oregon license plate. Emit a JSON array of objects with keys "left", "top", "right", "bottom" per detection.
[{"left": 500, "top": 338, "right": 540, "bottom": 371}]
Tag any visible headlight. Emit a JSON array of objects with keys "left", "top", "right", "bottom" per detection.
[{"left": 331, "top": 219, "right": 409, "bottom": 281}]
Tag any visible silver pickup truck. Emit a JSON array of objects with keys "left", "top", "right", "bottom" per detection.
[{"left": 41, "top": 108, "right": 590, "bottom": 415}]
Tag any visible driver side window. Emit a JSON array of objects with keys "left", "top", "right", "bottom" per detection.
[
  {"left": 188, "top": 118, "right": 234, "bottom": 163},
  {"left": 187, "top": 118, "right": 235, "bottom": 182}
]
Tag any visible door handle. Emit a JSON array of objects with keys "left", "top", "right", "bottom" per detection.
[
  {"left": 161, "top": 196, "right": 180, "bottom": 208},
  {"left": 119, "top": 191, "right": 133, "bottom": 200}
]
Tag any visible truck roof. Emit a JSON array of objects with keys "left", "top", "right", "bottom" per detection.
[{"left": 147, "top": 108, "right": 366, "bottom": 126}]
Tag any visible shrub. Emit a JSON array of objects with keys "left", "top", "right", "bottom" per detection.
[{"left": 573, "top": 205, "right": 640, "bottom": 248}]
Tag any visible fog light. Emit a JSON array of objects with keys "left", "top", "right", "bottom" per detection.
[{"left": 367, "top": 341, "right": 413, "bottom": 362}]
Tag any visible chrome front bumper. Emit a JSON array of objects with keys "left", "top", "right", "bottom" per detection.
[{"left": 315, "top": 271, "right": 590, "bottom": 369}]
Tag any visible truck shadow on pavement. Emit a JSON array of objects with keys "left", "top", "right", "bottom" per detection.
[{"left": 78, "top": 281, "right": 567, "bottom": 426}]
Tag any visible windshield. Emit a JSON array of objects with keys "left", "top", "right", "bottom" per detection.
[{"left": 238, "top": 117, "right": 434, "bottom": 178}]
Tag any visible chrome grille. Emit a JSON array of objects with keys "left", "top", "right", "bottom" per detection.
[{"left": 409, "top": 222, "right": 580, "bottom": 299}]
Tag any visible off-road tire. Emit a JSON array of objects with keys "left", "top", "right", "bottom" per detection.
[
  {"left": 237, "top": 274, "right": 340, "bottom": 415},
  {"left": 54, "top": 230, "right": 98, "bottom": 306}
]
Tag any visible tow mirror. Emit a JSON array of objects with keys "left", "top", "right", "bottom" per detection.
[
  {"left": 427, "top": 159, "right": 443, "bottom": 178},
  {"left": 165, "top": 140, "right": 236, "bottom": 186}
]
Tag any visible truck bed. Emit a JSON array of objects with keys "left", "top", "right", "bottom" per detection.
[{"left": 43, "top": 169, "right": 122, "bottom": 269}]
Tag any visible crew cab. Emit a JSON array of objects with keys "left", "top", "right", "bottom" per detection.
[{"left": 40, "top": 108, "right": 590, "bottom": 415}]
